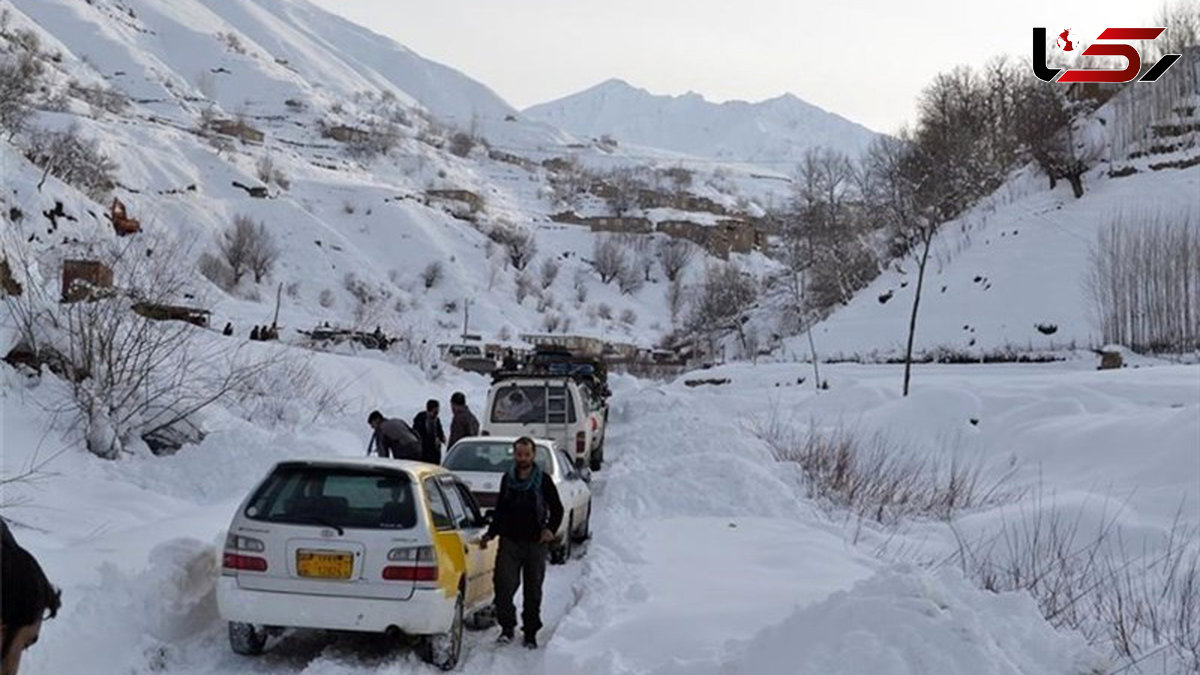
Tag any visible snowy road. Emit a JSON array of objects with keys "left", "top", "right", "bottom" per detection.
[{"left": 8, "top": 360, "right": 1196, "bottom": 673}]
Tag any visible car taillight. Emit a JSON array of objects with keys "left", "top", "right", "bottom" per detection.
[
  {"left": 223, "top": 553, "right": 268, "bottom": 572},
  {"left": 225, "top": 533, "right": 265, "bottom": 552},
  {"left": 576, "top": 431, "right": 586, "bottom": 455},
  {"left": 591, "top": 417, "right": 598, "bottom": 432},
  {"left": 382, "top": 565, "right": 439, "bottom": 581},
  {"left": 384, "top": 546, "right": 438, "bottom": 582}
]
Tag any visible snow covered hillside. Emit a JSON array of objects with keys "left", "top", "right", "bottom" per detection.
[
  {"left": 525, "top": 78, "right": 881, "bottom": 167},
  {"left": 0, "top": 0, "right": 792, "bottom": 357},
  {"left": 795, "top": 78, "right": 1200, "bottom": 361}
]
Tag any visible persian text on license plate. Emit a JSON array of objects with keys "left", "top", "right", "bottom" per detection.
[{"left": 297, "top": 551, "right": 353, "bottom": 579}]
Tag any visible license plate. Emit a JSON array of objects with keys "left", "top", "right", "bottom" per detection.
[{"left": 296, "top": 551, "right": 353, "bottom": 579}]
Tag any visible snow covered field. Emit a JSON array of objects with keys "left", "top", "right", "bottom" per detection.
[{"left": 5, "top": 356, "right": 1194, "bottom": 674}]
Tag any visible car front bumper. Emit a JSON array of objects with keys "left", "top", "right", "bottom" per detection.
[{"left": 216, "top": 577, "right": 456, "bottom": 635}]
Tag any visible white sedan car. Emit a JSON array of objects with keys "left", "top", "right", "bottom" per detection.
[{"left": 443, "top": 436, "right": 592, "bottom": 565}]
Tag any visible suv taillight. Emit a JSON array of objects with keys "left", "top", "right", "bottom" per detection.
[{"left": 576, "top": 431, "right": 586, "bottom": 455}]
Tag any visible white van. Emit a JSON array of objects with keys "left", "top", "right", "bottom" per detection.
[{"left": 481, "top": 376, "right": 608, "bottom": 470}]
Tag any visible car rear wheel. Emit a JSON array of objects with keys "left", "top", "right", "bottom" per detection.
[
  {"left": 422, "top": 591, "right": 464, "bottom": 670},
  {"left": 228, "top": 621, "right": 267, "bottom": 656},
  {"left": 572, "top": 501, "right": 591, "bottom": 543},
  {"left": 550, "top": 515, "right": 573, "bottom": 565}
]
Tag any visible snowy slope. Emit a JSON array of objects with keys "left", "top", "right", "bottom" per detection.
[
  {"left": 793, "top": 164, "right": 1200, "bottom": 361},
  {"left": 525, "top": 79, "right": 881, "bottom": 166},
  {"left": 2, "top": 0, "right": 754, "bottom": 353}
]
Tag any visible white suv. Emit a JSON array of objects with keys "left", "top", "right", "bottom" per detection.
[
  {"left": 482, "top": 376, "right": 609, "bottom": 470},
  {"left": 217, "top": 458, "right": 495, "bottom": 670}
]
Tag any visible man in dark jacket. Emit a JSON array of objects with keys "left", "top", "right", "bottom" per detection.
[
  {"left": 412, "top": 399, "right": 447, "bottom": 465},
  {"left": 447, "top": 391, "right": 480, "bottom": 448},
  {"left": 367, "top": 410, "right": 421, "bottom": 460},
  {"left": 480, "top": 437, "right": 563, "bottom": 649},
  {"left": 2, "top": 521, "right": 61, "bottom": 675}
]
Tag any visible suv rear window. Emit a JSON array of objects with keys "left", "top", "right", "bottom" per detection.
[
  {"left": 245, "top": 465, "right": 416, "bottom": 530},
  {"left": 490, "top": 385, "right": 577, "bottom": 424},
  {"left": 443, "top": 441, "right": 553, "bottom": 475}
]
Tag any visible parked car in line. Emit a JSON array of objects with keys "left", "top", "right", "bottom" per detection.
[
  {"left": 482, "top": 374, "right": 609, "bottom": 471},
  {"left": 443, "top": 436, "right": 592, "bottom": 565},
  {"left": 217, "top": 458, "right": 494, "bottom": 670}
]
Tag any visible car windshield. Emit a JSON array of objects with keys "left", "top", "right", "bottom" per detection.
[
  {"left": 444, "top": 441, "right": 554, "bottom": 477},
  {"left": 245, "top": 464, "right": 417, "bottom": 530},
  {"left": 490, "top": 384, "right": 576, "bottom": 424}
]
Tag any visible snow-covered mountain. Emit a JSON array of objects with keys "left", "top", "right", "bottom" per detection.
[
  {"left": 524, "top": 78, "right": 881, "bottom": 166},
  {"left": 0, "top": 0, "right": 791, "bottom": 360}
]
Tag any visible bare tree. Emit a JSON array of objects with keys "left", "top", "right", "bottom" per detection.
[
  {"left": 0, "top": 49, "right": 41, "bottom": 138},
  {"left": 3, "top": 237, "right": 273, "bottom": 458},
  {"left": 617, "top": 263, "right": 645, "bottom": 295},
  {"left": 658, "top": 238, "right": 696, "bottom": 282},
  {"left": 666, "top": 276, "right": 686, "bottom": 324},
  {"left": 23, "top": 126, "right": 117, "bottom": 201},
  {"left": 591, "top": 236, "right": 627, "bottom": 284},
  {"left": 605, "top": 168, "right": 641, "bottom": 216},
  {"left": 1088, "top": 213, "right": 1200, "bottom": 352},
  {"left": 687, "top": 263, "right": 759, "bottom": 357},
  {"left": 490, "top": 223, "right": 538, "bottom": 271},
  {"left": 220, "top": 215, "right": 276, "bottom": 285}
]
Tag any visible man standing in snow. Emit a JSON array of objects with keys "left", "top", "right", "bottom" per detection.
[
  {"left": 480, "top": 437, "right": 563, "bottom": 649},
  {"left": 412, "top": 399, "right": 447, "bottom": 465},
  {"left": 447, "top": 391, "right": 480, "bottom": 448},
  {"left": 1, "top": 521, "right": 61, "bottom": 675},
  {"left": 366, "top": 411, "right": 421, "bottom": 460}
]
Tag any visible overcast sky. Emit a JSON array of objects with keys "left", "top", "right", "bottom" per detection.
[{"left": 310, "top": 0, "right": 1158, "bottom": 133}]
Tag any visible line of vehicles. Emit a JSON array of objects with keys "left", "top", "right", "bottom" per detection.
[{"left": 215, "top": 348, "right": 611, "bottom": 670}]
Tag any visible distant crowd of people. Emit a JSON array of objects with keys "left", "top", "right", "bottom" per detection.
[{"left": 366, "top": 391, "right": 480, "bottom": 464}]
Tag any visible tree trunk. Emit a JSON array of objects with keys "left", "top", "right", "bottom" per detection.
[
  {"left": 902, "top": 229, "right": 934, "bottom": 397},
  {"left": 1048, "top": 174, "right": 1057, "bottom": 190},
  {"left": 1067, "top": 173, "right": 1085, "bottom": 198}
]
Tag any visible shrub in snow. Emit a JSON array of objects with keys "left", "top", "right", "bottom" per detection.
[
  {"left": 755, "top": 421, "right": 1017, "bottom": 525},
  {"left": 22, "top": 125, "right": 116, "bottom": 201},
  {"left": 197, "top": 253, "right": 234, "bottom": 292},
  {"left": 448, "top": 131, "right": 477, "bottom": 158},
  {"left": 542, "top": 312, "right": 563, "bottom": 333},
  {"left": 422, "top": 261, "right": 443, "bottom": 289},
  {"left": 620, "top": 308, "right": 637, "bottom": 325},
  {"left": 573, "top": 269, "right": 589, "bottom": 304},
  {"left": 617, "top": 263, "right": 645, "bottom": 295},
  {"left": 318, "top": 288, "right": 335, "bottom": 308},
  {"left": 540, "top": 258, "right": 560, "bottom": 289},
  {"left": 949, "top": 498, "right": 1200, "bottom": 671},
  {"left": 515, "top": 271, "right": 535, "bottom": 304},
  {"left": 68, "top": 80, "right": 130, "bottom": 116},
  {"left": 596, "top": 303, "right": 613, "bottom": 321}
]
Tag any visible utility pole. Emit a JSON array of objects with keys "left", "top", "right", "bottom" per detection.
[{"left": 462, "top": 298, "right": 470, "bottom": 341}]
